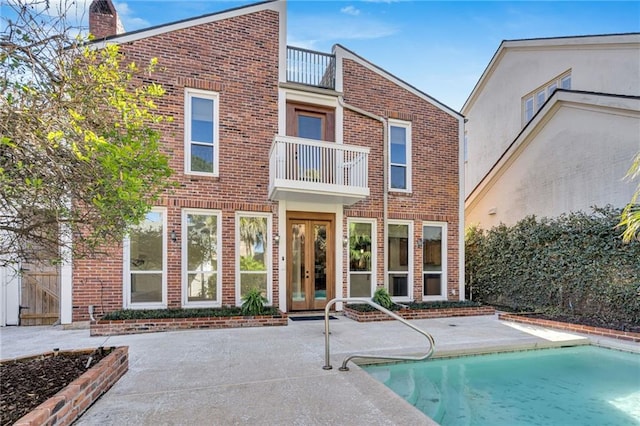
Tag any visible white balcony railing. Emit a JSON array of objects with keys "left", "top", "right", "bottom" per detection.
[{"left": 269, "top": 135, "right": 370, "bottom": 205}]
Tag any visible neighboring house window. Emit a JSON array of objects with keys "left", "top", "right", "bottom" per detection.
[
  {"left": 124, "top": 208, "right": 167, "bottom": 309},
  {"left": 389, "top": 119, "right": 412, "bottom": 192},
  {"left": 388, "top": 221, "right": 413, "bottom": 300},
  {"left": 422, "top": 223, "right": 447, "bottom": 300},
  {"left": 185, "top": 89, "right": 219, "bottom": 175},
  {"left": 348, "top": 219, "right": 376, "bottom": 298},
  {"left": 236, "top": 213, "right": 271, "bottom": 305},
  {"left": 522, "top": 71, "right": 572, "bottom": 125},
  {"left": 182, "top": 209, "right": 221, "bottom": 307}
]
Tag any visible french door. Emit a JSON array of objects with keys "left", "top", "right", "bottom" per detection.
[{"left": 287, "top": 212, "right": 335, "bottom": 311}]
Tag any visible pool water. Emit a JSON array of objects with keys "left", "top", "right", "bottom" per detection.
[{"left": 363, "top": 346, "right": 640, "bottom": 426}]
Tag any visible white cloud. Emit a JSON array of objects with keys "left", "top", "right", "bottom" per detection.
[
  {"left": 288, "top": 13, "right": 398, "bottom": 52},
  {"left": 113, "top": 2, "right": 150, "bottom": 31},
  {"left": 340, "top": 5, "right": 360, "bottom": 16}
]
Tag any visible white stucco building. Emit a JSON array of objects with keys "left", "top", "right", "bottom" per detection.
[{"left": 463, "top": 33, "right": 640, "bottom": 229}]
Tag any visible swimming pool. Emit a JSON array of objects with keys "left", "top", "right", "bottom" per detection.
[{"left": 363, "top": 346, "right": 640, "bottom": 426}]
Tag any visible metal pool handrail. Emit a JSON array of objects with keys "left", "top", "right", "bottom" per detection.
[{"left": 323, "top": 298, "right": 436, "bottom": 371}]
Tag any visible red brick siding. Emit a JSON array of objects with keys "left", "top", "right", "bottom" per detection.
[
  {"left": 90, "top": 312, "right": 288, "bottom": 336},
  {"left": 499, "top": 313, "right": 640, "bottom": 343},
  {"left": 341, "top": 58, "right": 460, "bottom": 301},
  {"left": 73, "top": 10, "right": 281, "bottom": 321},
  {"left": 343, "top": 306, "right": 494, "bottom": 322}
]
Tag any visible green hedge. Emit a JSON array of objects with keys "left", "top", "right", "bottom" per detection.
[
  {"left": 466, "top": 206, "right": 640, "bottom": 326},
  {"left": 101, "top": 307, "right": 282, "bottom": 321}
]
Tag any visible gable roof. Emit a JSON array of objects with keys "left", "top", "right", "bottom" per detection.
[
  {"left": 465, "top": 89, "right": 640, "bottom": 204},
  {"left": 461, "top": 33, "right": 640, "bottom": 115},
  {"left": 334, "top": 44, "right": 464, "bottom": 120},
  {"left": 91, "top": 0, "right": 282, "bottom": 47}
]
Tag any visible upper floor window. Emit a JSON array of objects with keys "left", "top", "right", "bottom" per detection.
[
  {"left": 522, "top": 71, "right": 571, "bottom": 125},
  {"left": 389, "top": 119, "right": 412, "bottom": 192},
  {"left": 185, "top": 89, "right": 219, "bottom": 175}
]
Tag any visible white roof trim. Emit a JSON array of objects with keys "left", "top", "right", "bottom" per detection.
[
  {"left": 462, "top": 33, "right": 640, "bottom": 114},
  {"left": 465, "top": 91, "right": 640, "bottom": 209},
  {"left": 333, "top": 45, "right": 463, "bottom": 121},
  {"left": 92, "top": 0, "right": 284, "bottom": 48}
]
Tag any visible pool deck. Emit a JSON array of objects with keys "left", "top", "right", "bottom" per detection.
[{"left": 1, "top": 314, "right": 638, "bottom": 425}]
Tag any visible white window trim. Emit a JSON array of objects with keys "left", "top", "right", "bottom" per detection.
[
  {"left": 347, "top": 218, "right": 377, "bottom": 299},
  {"left": 388, "top": 119, "right": 412, "bottom": 193},
  {"left": 181, "top": 209, "right": 222, "bottom": 308},
  {"left": 421, "top": 221, "right": 448, "bottom": 301},
  {"left": 521, "top": 70, "right": 572, "bottom": 125},
  {"left": 184, "top": 88, "right": 220, "bottom": 176},
  {"left": 235, "top": 212, "right": 273, "bottom": 307},
  {"left": 123, "top": 207, "right": 168, "bottom": 309},
  {"left": 387, "top": 219, "right": 413, "bottom": 302}
]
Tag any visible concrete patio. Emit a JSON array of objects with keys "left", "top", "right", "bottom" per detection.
[{"left": 1, "top": 314, "right": 637, "bottom": 425}]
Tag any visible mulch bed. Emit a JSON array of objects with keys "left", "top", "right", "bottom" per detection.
[{"left": 0, "top": 349, "right": 109, "bottom": 426}]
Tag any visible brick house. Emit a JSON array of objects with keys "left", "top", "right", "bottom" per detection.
[{"left": 62, "top": 0, "right": 464, "bottom": 324}]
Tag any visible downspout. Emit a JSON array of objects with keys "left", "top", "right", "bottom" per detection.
[{"left": 337, "top": 96, "right": 389, "bottom": 290}]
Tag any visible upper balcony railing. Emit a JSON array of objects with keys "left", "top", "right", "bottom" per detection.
[
  {"left": 269, "top": 135, "right": 369, "bottom": 205},
  {"left": 287, "top": 46, "right": 336, "bottom": 90}
]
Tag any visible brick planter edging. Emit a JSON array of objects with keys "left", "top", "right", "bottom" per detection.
[
  {"left": 90, "top": 312, "right": 288, "bottom": 336},
  {"left": 6, "top": 346, "right": 129, "bottom": 426},
  {"left": 343, "top": 305, "right": 495, "bottom": 322},
  {"left": 498, "top": 313, "right": 640, "bottom": 343}
]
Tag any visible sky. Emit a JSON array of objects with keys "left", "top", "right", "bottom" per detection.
[{"left": 2, "top": 1, "right": 639, "bottom": 111}]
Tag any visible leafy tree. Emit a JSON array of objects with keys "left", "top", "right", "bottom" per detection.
[
  {"left": 0, "top": 1, "right": 173, "bottom": 267},
  {"left": 619, "top": 152, "right": 640, "bottom": 243}
]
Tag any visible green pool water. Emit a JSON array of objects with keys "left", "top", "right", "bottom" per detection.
[{"left": 363, "top": 346, "right": 640, "bottom": 426}]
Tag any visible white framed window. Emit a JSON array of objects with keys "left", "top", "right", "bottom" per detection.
[
  {"left": 182, "top": 209, "right": 221, "bottom": 307},
  {"left": 185, "top": 88, "right": 219, "bottom": 176},
  {"left": 235, "top": 212, "right": 272, "bottom": 306},
  {"left": 522, "top": 71, "right": 572, "bottom": 125},
  {"left": 422, "top": 222, "right": 447, "bottom": 300},
  {"left": 387, "top": 220, "right": 413, "bottom": 301},
  {"left": 388, "top": 119, "right": 412, "bottom": 192},
  {"left": 123, "top": 208, "right": 167, "bottom": 309},
  {"left": 347, "top": 219, "right": 376, "bottom": 298}
]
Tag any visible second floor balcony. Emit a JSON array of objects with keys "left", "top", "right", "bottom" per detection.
[{"left": 269, "top": 135, "right": 370, "bottom": 205}]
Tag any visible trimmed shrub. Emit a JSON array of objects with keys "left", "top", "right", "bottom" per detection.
[
  {"left": 346, "top": 300, "right": 481, "bottom": 313},
  {"left": 466, "top": 206, "right": 640, "bottom": 326},
  {"left": 101, "top": 306, "right": 281, "bottom": 321}
]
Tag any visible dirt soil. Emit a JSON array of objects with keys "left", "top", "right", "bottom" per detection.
[{"left": 0, "top": 349, "right": 109, "bottom": 426}]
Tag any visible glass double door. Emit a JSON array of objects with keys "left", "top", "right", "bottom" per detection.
[{"left": 287, "top": 212, "right": 334, "bottom": 311}]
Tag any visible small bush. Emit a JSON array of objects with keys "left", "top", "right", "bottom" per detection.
[
  {"left": 372, "top": 287, "right": 394, "bottom": 309},
  {"left": 241, "top": 287, "right": 268, "bottom": 316},
  {"left": 101, "top": 306, "right": 280, "bottom": 321}
]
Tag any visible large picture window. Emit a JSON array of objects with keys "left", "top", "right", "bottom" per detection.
[
  {"left": 124, "top": 208, "right": 166, "bottom": 308},
  {"left": 348, "top": 219, "right": 376, "bottom": 298},
  {"left": 236, "top": 213, "right": 271, "bottom": 305},
  {"left": 182, "top": 210, "right": 221, "bottom": 307},
  {"left": 185, "top": 89, "right": 219, "bottom": 175},
  {"left": 422, "top": 223, "right": 447, "bottom": 300},
  {"left": 388, "top": 221, "right": 412, "bottom": 299},
  {"left": 389, "top": 120, "right": 412, "bottom": 192}
]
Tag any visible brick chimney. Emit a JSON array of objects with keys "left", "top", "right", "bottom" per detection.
[{"left": 89, "top": 0, "right": 125, "bottom": 39}]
